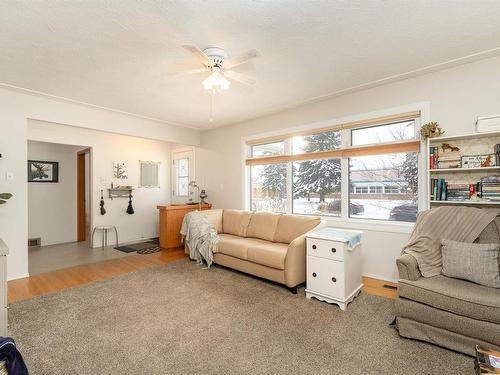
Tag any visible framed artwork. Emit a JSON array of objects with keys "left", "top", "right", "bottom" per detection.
[
  {"left": 28, "top": 160, "right": 59, "bottom": 183},
  {"left": 461, "top": 154, "right": 496, "bottom": 168},
  {"left": 113, "top": 162, "right": 128, "bottom": 179}
]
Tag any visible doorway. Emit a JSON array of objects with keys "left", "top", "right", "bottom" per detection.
[{"left": 77, "top": 149, "right": 91, "bottom": 242}]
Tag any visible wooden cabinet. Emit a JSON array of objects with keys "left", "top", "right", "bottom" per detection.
[{"left": 157, "top": 204, "right": 212, "bottom": 249}]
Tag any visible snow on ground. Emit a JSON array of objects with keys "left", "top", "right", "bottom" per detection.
[{"left": 254, "top": 198, "right": 413, "bottom": 221}]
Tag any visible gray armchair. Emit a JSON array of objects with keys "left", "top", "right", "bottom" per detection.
[{"left": 394, "top": 219, "right": 500, "bottom": 356}]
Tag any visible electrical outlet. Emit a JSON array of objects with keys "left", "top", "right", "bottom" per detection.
[{"left": 5, "top": 172, "right": 13, "bottom": 181}]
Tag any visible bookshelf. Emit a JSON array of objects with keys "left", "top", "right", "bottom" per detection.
[{"left": 427, "top": 131, "right": 500, "bottom": 208}]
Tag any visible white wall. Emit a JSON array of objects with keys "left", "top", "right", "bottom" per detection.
[
  {"left": 197, "top": 55, "right": 500, "bottom": 282},
  {"left": 28, "top": 141, "right": 85, "bottom": 246},
  {"left": 28, "top": 120, "right": 172, "bottom": 247},
  {"left": 0, "top": 86, "right": 199, "bottom": 280}
]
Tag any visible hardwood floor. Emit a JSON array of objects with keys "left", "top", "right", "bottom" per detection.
[
  {"left": 8, "top": 247, "right": 186, "bottom": 304},
  {"left": 8, "top": 248, "right": 397, "bottom": 304}
]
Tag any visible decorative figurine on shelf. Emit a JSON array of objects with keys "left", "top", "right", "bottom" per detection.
[
  {"left": 441, "top": 143, "right": 460, "bottom": 152},
  {"left": 100, "top": 190, "right": 106, "bottom": 215},
  {"left": 420, "top": 121, "right": 444, "bottom": 139},
  {"left": 199, "top": 189, "right": 208, "bottom": 205},
  {"left": 126, "top": 191, "right": 134, "bottom": 215},
  {"left": 481, "top": 155, "right": 493, "bottom": 167}
]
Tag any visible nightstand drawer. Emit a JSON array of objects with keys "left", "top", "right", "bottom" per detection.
[
  {"left": 306, "top": 256, "right": 345, "bottom": 298},
  {"left": 307, "top": 237, "right": 345, "bottom": 261}
]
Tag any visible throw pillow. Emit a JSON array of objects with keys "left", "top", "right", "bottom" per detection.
[{"left": 441, "top": 239, "right": 500, "bottom": 288}]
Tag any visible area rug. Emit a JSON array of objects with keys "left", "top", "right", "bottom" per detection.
[
  {"left": 9, "top": 259, "right": 472, "bottom": 375},
  {"left": 114, "top": 240, "right": 160, "bottom": 254}
]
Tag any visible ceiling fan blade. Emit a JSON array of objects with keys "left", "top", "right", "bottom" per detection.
[
  {"left": 224, "top": 70, "right": 256, "bottom": 86},
  {"left": 168, "top": 68, "right": 207, "bottom": 77},
  {"left": 182, "top": 45, "right": 211, "bottom": 66},
  {"left": 223, "top": 49, "right": 259, "bottom": 69}
]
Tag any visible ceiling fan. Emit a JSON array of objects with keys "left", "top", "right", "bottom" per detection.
[{"left": 175, "top": 45, "right": 259, "bottom": 93}]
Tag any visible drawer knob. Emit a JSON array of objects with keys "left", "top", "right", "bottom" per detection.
[
  {"left": 331, "top": 277, "right": 337, "bottom": 283},
  {"left": 312, "top": 245, "right": 317, "bottom": 250},
  {"left": 331, "top": 248, "right": 336, "bottom": 253},
  {"left": 312, "top": 272, "right": 317, "bottom": 277}
]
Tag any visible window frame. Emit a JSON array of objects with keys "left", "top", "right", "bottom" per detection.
[{"left": 242, "top": 105, "right": 427, "bottom": 231}]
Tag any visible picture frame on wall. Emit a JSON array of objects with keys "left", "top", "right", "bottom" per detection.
[{"left": 27, "top": 160, "right": 59, "bottom": 183}]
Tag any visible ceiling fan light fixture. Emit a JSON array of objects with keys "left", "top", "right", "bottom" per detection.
[{"left": 202, "top": 67, "right": 230, "bottom": 93}]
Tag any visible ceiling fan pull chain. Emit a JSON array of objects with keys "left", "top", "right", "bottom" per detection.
[{"left": 209, "top": 92, "right": 214, "bottom": 123}]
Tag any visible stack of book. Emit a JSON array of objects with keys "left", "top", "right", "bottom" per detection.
[
  {"left": 430, "top": 178, "right": 448, "bottom": 201},
  {"left": 481, "top": 176, "right": 500, "bottom": 202},
  {"left": 447, "top": 183, "right": 472, "bottom": 201},
  {"left": 429, "top": 146, "right": 439, "bottom": 169},
  {"left": 437, "top": 149, "right": 462, "bottom": 169}
]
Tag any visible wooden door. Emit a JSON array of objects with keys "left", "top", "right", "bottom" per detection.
[{"left": 77, "top": 152, "right": 86, "bottom": 241}]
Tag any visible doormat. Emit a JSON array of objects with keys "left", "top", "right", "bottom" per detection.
[{"left": 115, "top": 241, "right": 161, "bottom": 254}]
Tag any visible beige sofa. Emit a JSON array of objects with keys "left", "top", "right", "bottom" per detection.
[{"left": 192, "top": 209, "right": 322, "bottom": 293}]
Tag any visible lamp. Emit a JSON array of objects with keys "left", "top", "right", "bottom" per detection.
[
  {"left": 188, "top": 181, "right": 201, "bottom": 210},
  {"left": 202, "top": 67, "right": 230, "bottom": 93}
]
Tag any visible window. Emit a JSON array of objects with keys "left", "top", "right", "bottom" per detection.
[
  {"left": 293, "top": 130, "right": 341, "bottom": 154},
  {"left": 384, "top": 186, "right": 400, "bottom": 194},
  {"left": 349, "top": 153, "right": 418, "bottom": 222},
  {"left": 250, "top": 163, "right": 287, "bottom": 213},
  {"left": 354, "top": 186, "right": 368, "bottom": 194},
  {"left": 351, "top": 121, "right": 415, "bottom": 146},
  {"left": 175, "top": 158, "right": 189, "bottom": 196},
  {"left": 251, "top": 141, "right": 284, "bottom": 158},
  {"left": 245, "top": 111, "right": 420, "bottom": 223},
  {"left": 293, "top": 158, "right": 341, "bottom": 216},
  {"left": 369, "top": 186, "right": 383, "bottom": 194}
]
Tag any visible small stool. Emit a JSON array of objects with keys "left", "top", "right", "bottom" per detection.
[{"left": 92, "top": 225, "right": 118, "bottom": 249}]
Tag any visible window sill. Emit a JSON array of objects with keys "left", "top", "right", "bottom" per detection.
[{"left": 319, "top": 216, "right": 415, "bottom": 234}]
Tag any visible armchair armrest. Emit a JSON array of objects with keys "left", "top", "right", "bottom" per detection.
[{"left": 396, "top": 254, "right": 421, "bottom": 281}]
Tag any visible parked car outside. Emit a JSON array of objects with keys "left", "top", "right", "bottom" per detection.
[
  {"left": 328, "top": 200, "right": 365, "bottom": 215},
  {"left": 389, "top": 204, "right": 417, "bottom": 222}
]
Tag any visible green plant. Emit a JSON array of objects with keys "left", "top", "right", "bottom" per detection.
[{"left": 0, "top": 193, "right": 12, "bottom": 205}]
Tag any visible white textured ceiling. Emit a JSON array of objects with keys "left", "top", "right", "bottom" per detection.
[{"left": 1, "top": 1, "right": 500, "bottom": 130}]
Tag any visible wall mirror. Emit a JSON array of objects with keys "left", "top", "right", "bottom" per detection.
[{"left": 139, "top": 161, "right": 160, "bottom": 188}]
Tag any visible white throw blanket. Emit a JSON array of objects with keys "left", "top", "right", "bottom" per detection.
[{"left": 180, "top": 211, "right": 219, "bottom": 268}]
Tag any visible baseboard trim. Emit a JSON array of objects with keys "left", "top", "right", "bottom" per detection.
[
  {"left": 8, "top": 272, "right": 30, "bottom": 281},
  {"left": 362, "top": 273, "right": 398, "bottom": 284}
]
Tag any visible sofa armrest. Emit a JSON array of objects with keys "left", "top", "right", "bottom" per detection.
[
  {"left": 284, "top": 235, "right": 307, "bottom": 288},
  {"left": 396, "top": 254, "right": 421, "bottom": 281},
  {"left": 284, "top": 221, "right": 326, "bottom": 287}
]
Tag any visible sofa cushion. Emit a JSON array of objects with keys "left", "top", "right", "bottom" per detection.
[
  {"left": 246, "top": 212, "right": 281, "bottom": 242},
  {"left": 222, "top": 209, "right": 253, "bottom": 237},
  {"left": 215, "top": 234, "right": 269, "bottom": 261},
  {"left": 247, "top": 242, "right": 288, "bottom": 270},
  {"left": 441, "top": 239, "right": 500, "bottom": 288},
  {"left": 274, "top": 215, "right": 320, "bottom": 244},
  {"left": 203, "top": 209, "right": 223, "bottom": 233},
  {"left": 399, "top": 275, "right": 500, "bottom": 324}
]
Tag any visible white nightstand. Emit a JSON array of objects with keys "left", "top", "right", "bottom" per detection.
[{"left": 305, "top": 228, "right": 363, "bottom": 310}]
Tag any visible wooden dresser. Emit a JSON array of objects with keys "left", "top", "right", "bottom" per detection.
[{"left": 157, "top": 204, "right": 212, "bottom": 249}]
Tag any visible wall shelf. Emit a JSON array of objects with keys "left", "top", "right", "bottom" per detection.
[
  {"left": 427, "top": 131, "right": 500, "bottom": 209},
  {"left": 430, "top": 200, "right": 500, "bottom": 206},
  {"left": 108, "top": 187, "right": 133, "bottom": 200},
  {"left": 429, "top": 166, "right": 500, "bottom": 173}
]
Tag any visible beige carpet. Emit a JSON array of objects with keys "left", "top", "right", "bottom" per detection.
[{"left": 9, "top": 259, "right": 471, "bottom": 374}]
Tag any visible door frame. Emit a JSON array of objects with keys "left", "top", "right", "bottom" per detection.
[{"left": 77, "top": 148, "right": 92, "bottom": 242}]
